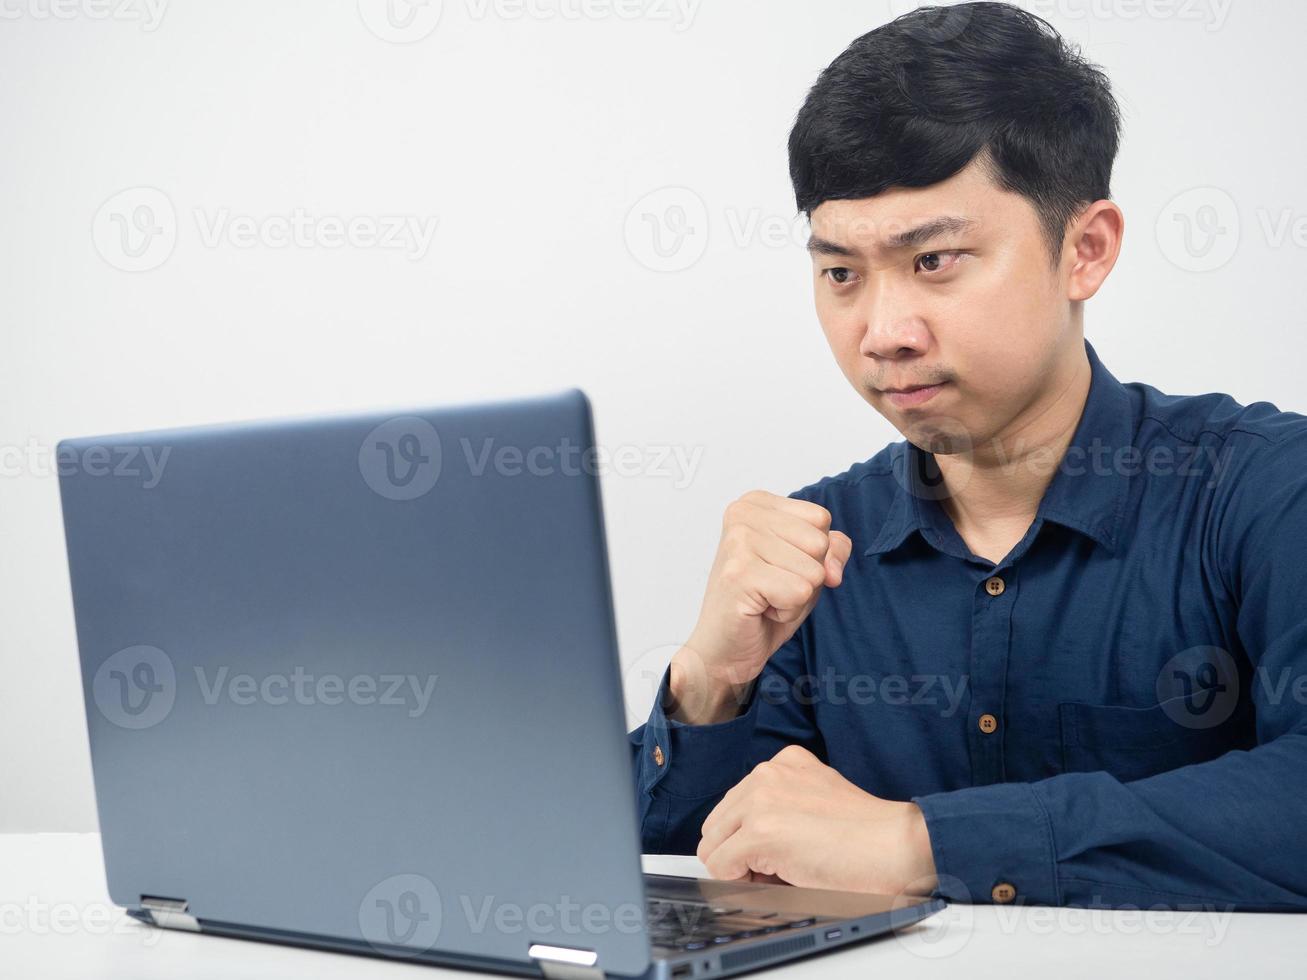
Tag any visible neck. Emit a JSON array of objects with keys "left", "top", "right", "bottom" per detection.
[{"left": 936, "top": 343, "right": 1093, "bottom": 536}]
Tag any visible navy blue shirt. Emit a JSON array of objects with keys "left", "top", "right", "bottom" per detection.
[{"left": 629, "top": 339, "right": 1307, "bottom": 910}]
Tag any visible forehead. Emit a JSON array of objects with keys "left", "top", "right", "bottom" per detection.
[{"left": 808, "top": 155, "right": 1036, "bottom": 256}]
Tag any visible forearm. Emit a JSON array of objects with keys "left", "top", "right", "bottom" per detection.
[
  {"left": 629, "top": 634, "right": 823, "bottom": 854},
  {"left": 913, "top": 738, "right": 1307, "bottom": 909}
]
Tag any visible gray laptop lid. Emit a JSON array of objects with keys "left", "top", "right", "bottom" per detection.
[{"left": 58, "top": 390, "right": 651, "bottom": 977}]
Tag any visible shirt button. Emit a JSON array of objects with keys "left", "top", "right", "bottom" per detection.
[
  {"left": 978, "top": 713, "right": 998, "bottom": 734},
  {"left": 984, "top": 576, "right": 1006, "bottom": 596},
  {"left": 991, "top": 882, "right": 1017, "bottom": 903},
  {"left": 652, "top": 744, "right": 665, "bottom": 766}
]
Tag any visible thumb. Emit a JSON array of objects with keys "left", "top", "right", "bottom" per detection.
[{"left": 823, "top": 530, "right": 853, "bottom": 588}]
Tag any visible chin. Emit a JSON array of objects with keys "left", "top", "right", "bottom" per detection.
[{"left": 901, "top": 418, "right": 973, "bottom": 456}]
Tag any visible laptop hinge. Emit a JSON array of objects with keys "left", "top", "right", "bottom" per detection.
[
  {"left": 528, "top": 943, "right": 603, "bottom": 980},
  {"left": 140, "top": 895, "right": 200, "bottom": 932}
]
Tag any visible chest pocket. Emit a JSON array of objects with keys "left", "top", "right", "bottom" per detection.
[{"left": 1058, "top": 695, "right": 1253, "bottom": 783}]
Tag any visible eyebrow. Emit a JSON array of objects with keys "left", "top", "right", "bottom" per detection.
[{"left": 806, "top": 215, "right": 979, "bottom": 258}]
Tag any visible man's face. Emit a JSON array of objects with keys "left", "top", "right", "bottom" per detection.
[{"left": 808, "top": 154, "right": 1077, "bottom": 456}]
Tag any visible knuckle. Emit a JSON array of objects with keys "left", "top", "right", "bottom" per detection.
[
  {"left": 776, "top": 744, "right": 809, "bottom": 763},
  {"left": 803, "top": 502, "right": 833, "bottom": 531},
  {"left": 750, "top": 815, "right": 778, "bottom": 841},
  {"left": 788, "top": 578, "right": 817, "bottom": 606},
  {"left": 723, "top": 499, "right": 746, "bottom": 526},
  {"left": 794, "top": 527, "right": 828, "bottom": 560},
  {"left": 719, "top": 556, "right": 745, "bottom": 584},
  {"left": 722, "top": 523, "right": 751, "bottom": 551}
]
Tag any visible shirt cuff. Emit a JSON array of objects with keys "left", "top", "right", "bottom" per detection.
[
  {"left": 911, "top": 781, "right": 1061, "bottom": 905},
  {"left": 636, "top": 665, "right": 760, "bottom": 800}
]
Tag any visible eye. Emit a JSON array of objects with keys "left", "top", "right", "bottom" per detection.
[
  {"left": 914, "top": 251, "right": 964, "bottom": 275},
  {"left": 822, "top": 267, "right": 862, "bottom": 287}
]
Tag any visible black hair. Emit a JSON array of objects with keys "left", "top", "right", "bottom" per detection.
[{"left": 787, "top": 2, "right": 1122, "bottom": 266}]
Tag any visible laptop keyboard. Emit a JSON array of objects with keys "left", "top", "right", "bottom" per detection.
[{"left": 646, "top": 897, "right": 819, "bottom": 951}]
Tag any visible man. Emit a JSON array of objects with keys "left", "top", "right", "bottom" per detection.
[{"left": 628, "top": 1, "right": 1307, "bottom": 910}]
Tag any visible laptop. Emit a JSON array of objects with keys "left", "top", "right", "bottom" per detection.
[{"left": 57, "top": 389, "right": 945, "bottom": 979}]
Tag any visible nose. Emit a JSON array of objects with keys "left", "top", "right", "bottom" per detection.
[{"left": 857, "top": 286, "right": 931, "bottom": 362}]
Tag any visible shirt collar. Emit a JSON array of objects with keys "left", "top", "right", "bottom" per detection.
[{"left": 864, "top": 338, "right": 1135, "bottom": 558}]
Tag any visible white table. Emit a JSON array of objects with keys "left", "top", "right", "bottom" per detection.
[{"left": 3, "top": 834, "right": 1299, "bottom": 979}]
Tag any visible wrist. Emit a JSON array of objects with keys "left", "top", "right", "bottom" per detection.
[
  {"left": 898, "top": 802, "right": 938, "bottom": 894},
  {"left": 666, "top": 650, "right": 750, "bottom": 725}
]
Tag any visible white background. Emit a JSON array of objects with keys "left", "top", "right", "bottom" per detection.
[{"left": 2, "top": 0, "right": 1304, "bottom": 831}]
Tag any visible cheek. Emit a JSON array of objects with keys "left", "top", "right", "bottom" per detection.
[
  {"left": 962, "top": 245, "right": 1059, "bottom": 334},
  {"left": 942, "top": 256, "right": 1052, "bottom": 374},
  {"left": 955, "top": 346, "right": 1050, "bottom": 439}
]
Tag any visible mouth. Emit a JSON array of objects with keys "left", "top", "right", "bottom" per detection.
[{"left": 880, "top": 381, "right": 950, "bottom": 409}]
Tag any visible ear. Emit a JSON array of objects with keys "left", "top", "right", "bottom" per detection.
[{"left": 1064, "top": 200, "right": 1124, "bottom": 302}]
